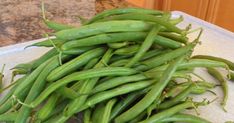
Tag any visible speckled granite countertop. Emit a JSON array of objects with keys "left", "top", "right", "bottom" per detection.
[{"left": 0, "top": 0, "right": 133, "bottom": 47}]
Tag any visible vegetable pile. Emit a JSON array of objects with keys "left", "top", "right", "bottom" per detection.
[{"left": 0, "top": 6, "right": 234, "bottom": 123}]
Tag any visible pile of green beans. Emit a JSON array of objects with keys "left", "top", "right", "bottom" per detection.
[{"left": 0, "top": 7, "right": 233, "bottom": 123}]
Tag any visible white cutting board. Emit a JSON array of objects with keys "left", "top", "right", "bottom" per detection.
[{"left": 0, "top": 11, "right": 234, "bottom": 123}]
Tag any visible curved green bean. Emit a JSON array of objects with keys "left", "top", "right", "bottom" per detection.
[
  {"left": 207, "top": 68, "right": 228, "bottom": 110},
  {"left": 126, "top": 26, "right": 160, "bottom": 67},
  {"left": 193, "top": 55, "right": 234, "bottom": 70},
  {"left": 157, "top": 113, "right": 211, "bottom": 123},
  {"left": 56, "top": 20, "right": 152, "bottom": 40},
  {"left": 100, "top": 98, "right": 117, "bottom": 123}
]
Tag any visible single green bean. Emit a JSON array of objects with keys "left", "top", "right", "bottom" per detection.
[
  {"left": 107, "top": 42, "right": 130, "bottom": 49},
  {"left": 97, "top": 13, "right": 183, "bottom": 34},
  {"left": 31, "top": 48, "right": 59, "bottom": 70},
  {"left": 115, "top": 55, "right": 185, "bottom": 122},
  {"left": 93, "top": 74, "right": 148, "bottom": 93},
  {"left": 56, "top": 20, "right": 152, "bottom": 40},
  {"left": 62, "top": 46, "right": 96, "bottom": 55},
  {"left": 47, "top": 47, "right": 105, "bottom": 82},
  {"left": 26, "top": 39, "right": 66, "bottom": 48},
  {"left": 78, "top": 80, "right": 154, "bottom": 113},
  {"left": 169, "top": 15, "right": 184, "bottom": 25},
  {"left": 113, "top": 44, "right": 140, "bottom": 56},
  {"left": 85, "top": 8, "right": 162, "bottom": 24},
  {"left": 100, "top": 98, "right": 117, "bottom": 123},
  {"left": 139, "top": 101, "right": 194, "bottom": 123},
  {"left": 44, "top": 20, "right": 74, "bottom": 31},
  {"left": 126, "top": 26, "right": 161, "bottom": 67},
  {"left": 193, "top": 55, "right": 234, "bottom": 70},
  {"left": 157, "top": 113, "right": 211, "bottom": 123},
  {"left": 207, "top": 68, "right": 228, "bottom": 110},
  {"left": 158, "top": 32, "right": 188, "bottom": 44},
  {"left": 146, "top": 59, "right": 228, "bottom": 73}
]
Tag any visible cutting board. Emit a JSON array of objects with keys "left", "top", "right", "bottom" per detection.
[{"left": 0, "top": 11, "right": 234, "bottom": 123}]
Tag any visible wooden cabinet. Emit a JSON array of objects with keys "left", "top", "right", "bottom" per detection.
[{"left": 126, "top": 0, "right": 234, "bottom": 32}]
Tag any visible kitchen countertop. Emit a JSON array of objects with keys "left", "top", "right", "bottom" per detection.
[{"left": 0, "top": 0, "right": 133, "bottom": 47}]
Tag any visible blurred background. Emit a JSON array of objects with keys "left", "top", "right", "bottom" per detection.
[{"left": 0, "top": 0, "right": 233, "bottom": 47}]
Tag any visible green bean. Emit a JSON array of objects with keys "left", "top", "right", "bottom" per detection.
[
  {"left": 84, "top": 58, "right": 101, "bottom": 70},
  {"left": 100, "top": 98, "right": 117, "bottom": 123},
  {"left": 12, "top": 62, "right": 33, "bottom": 74},
  {"left": 107, "top": 42, "right": 130, "bottom": 49},
  {"left": 36, "top": 93, "right": 60, "bottom": 122},
  {"left": 0, "top": 112, "right": 17, "bottom": 122},
  {"left": 77, "top": 80, "right": 154, "bottom": 113},
  {"left": 61, "top": 31, "right": 182, "bottom": 50},
  {"left": 44, "top": 20, "right": 74, "bottom": 31},
  {"left": 110, "top": 88, "right": 150, "bottom": 120},
  {"left": 26, "top": 39, "right": 66, "bottom": 48},
  {"left": 85, "top": 8, "right": 162, "bottom": 24},
  {"left": 31, "top": 48, "right": 59, "bottom": 70},
  {"left": 154, "top": 35, "right": 183, "bottom": 49},
  {"left": 169, "top": 15, "right": 184, "bottom": 25},
  {"left": 62, "top": 46, "right": 96, "bottom": 55},
  {"left": 47, "top": 47, "right": 105, "bottom": 82},
  {"left": 110, "top": 59, "right": 130, "bottom": 67},
  {"left": 136, "top": 42, "right": 195, "bottom": 71},
  {"left": 83, "top": 109, "right": 92, "bottom": 123},
  {"left": 97, "top": 13, "right": 183, "bottom": 34},
  {"left": 15, "top": 55, "right": 70, "bottom": 123},
  {"left": 166, "top": 81, "right": 215, "bottom": 97},
  {"left": 60, "top": 49, "right": 113, "bottom": 122},
  {"left": 157, "top": 113, "right": 211, "bottom": 123},
  {"left": 158, "top": 83, "right": 194, "bottom": 109},
  {"left": 139, "top": 101, "right": 194, "bottom": 123},
  {"left": 115, "top": 55, "right": 185, "bottom": 123},
  {"left": 146, "top": 59, "right": 228, "bottom": 73},
  {"left": 126, "top": 26, "right": 161, "bottom": 67},
  {"left": 113, "top": 44, "right": 140, "bottom": 56},
  {"left": 61, "top": 32, "right": 145, "bottom": 50},
  {"left": 193, "top": 55, "right": 234, "bottom": 70},
  {"left": 141, "top": 49, "right": 171, "bottom": 61},
  {"left": 30, "top": 67, "right": 137, "bottom": 108},
  {"left": 207, "top": 68, "right": 228, "bottom": 110},
  {"left": 158, "top": 32, "right": 188, "bottom": 44},
  {"left": 93, "top": 74, "right": 148, "bottom": 93},
  {"left": 56, "top": 20, "right": 152, "bottom": 40}
]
